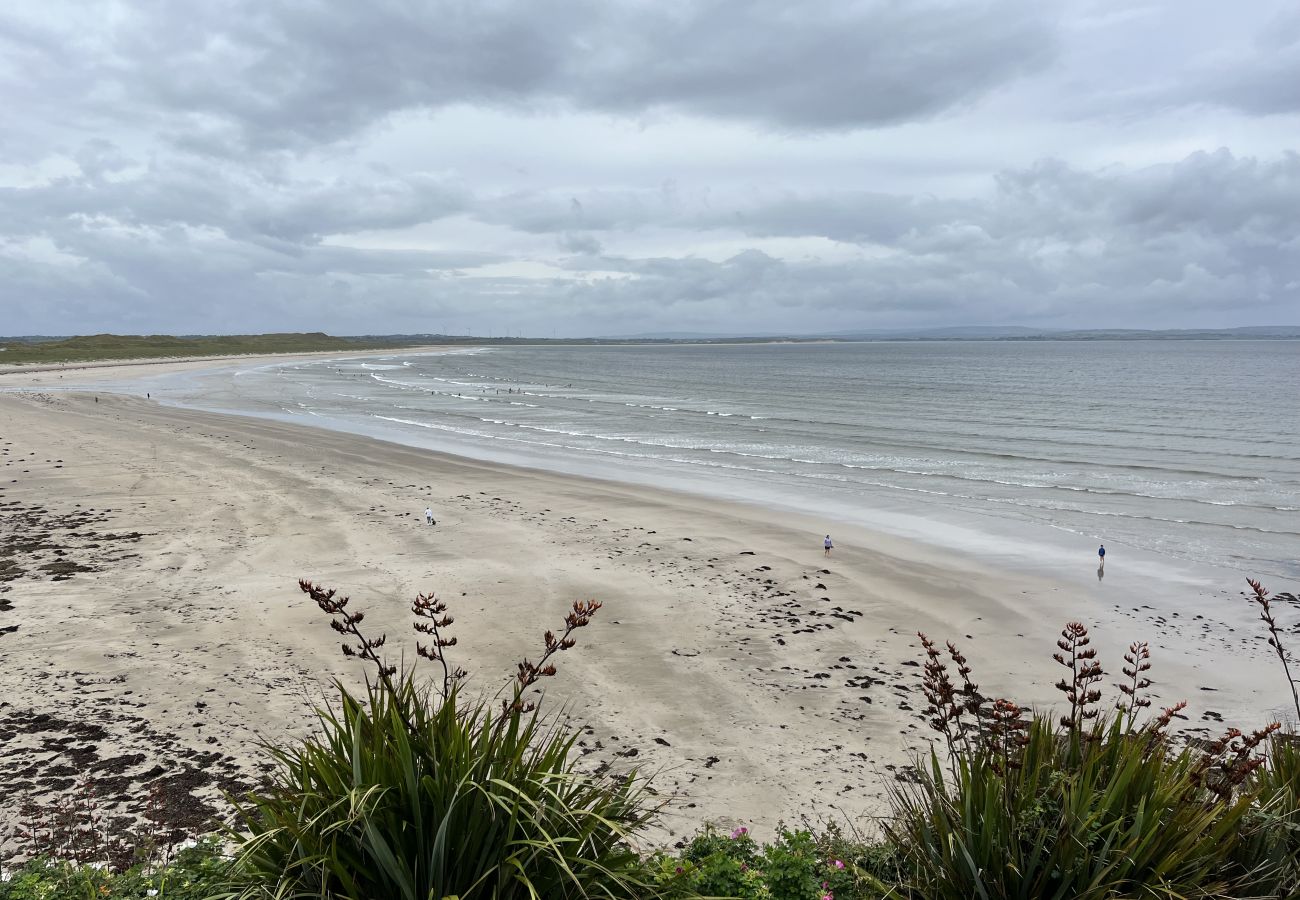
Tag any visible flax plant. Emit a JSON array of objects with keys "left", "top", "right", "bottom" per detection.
[
  {"left": 1116, "top": 640, "right": 1153, "bottom": 728},
  {"left": 1245, "top": 734, "right": 1300, "bottom": 897},
  {"left": 1245, "top": 579, "right": 1300, "bottom": 724},
  {"left": 892, "top": 622, "right": 1287, "bottom": 900},
  {"left": 1234, "top": 579, "right": 1300, "bottom": 898},
  {"left": 224, "top": 581, "right": 663, "bottom": 900},
  {"left": 890, "top": 713, "right": 1264, "bottom": 900}
]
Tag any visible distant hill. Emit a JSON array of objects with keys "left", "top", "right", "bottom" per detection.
[
  {"left": 0, "top": 335, "right": 69, "bottom": 343},
  {"left": 1001, "top": 326, "right": 1300, "bottom": 341},
  {"left": 597, "top": 325, "right": 1300, "bottom": 342},
  {"left": 3, "top": 327, "right": 1298, "bottom": 365},
  {"left": 818, "top": 325, "right": 1044, "bottom": 339},
  {"left": 0, "top": 333, "right": 432, "bottom": 365},
  {"left": 594, "top": 330, "right": 784, "bottom": 340}
]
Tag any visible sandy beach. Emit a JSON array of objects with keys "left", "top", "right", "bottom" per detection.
[{"left": 0, "top": 364, "right": 1288, "bottom": 858}]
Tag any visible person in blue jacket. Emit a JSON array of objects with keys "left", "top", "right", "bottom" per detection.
[{"left": 1098, "top": 544, "right": 1106, "bottom": 567}]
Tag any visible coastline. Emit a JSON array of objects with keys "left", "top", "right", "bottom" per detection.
[
  {"left": 0, "top": 363, "right": 1288, "bottom": 854},
  {"left": 0, "top": 344, "right": 453, "bottom": 380},
  {"left": 16, "top": 346, "right": 1279, "bottom": 593}
]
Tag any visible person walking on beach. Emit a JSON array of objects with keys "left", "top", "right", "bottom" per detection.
[
  {"left": 425, "top": 507, "right": 434, "bottom": 526},
  {"left": 824, "top": 534, "right": 833, "bottom": 556},
  {"left": 1098, "top": 543, "right": 1106, "bottom": 568}
]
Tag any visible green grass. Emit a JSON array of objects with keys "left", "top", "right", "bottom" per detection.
[{"left": 0, "top": 333, "right": 429, "bottom": 365}]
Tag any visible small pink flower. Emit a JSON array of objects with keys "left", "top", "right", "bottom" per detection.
[
  {"left": 822, "top": 894, "right": 834, "bottom": 900},
  {"left": 833, "top": 859, "right": 845, "bottom": 870},
  {"left": 730, "top": 826, "right": 748, "bottom": 839}
]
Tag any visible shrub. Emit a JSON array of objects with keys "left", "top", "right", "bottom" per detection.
[
  {"left": 1232, "top": 732, "right": 1300, "bottom": 899},
  {"left": 0, "top": 839, "right": 227, "bottom": 900},
  {"left": 659, "top": 825, "right": 896, "bottom": 900},
  {"left": 224, "top": 581, "right": 664, "bottom": 900},
  {"left": 890, "top": 622, "right": 1286, "bottom": 899},
  {"left": 228, "top": 675, "right": 658, "bottom": 899},
  {"left": 807, "top": 823, "right": 902, "bottom": 899},
  {"left": 761, "top": 830, "right": 836, "bottom": 900},
  {"left": 670, "top": 826, "right": 763, "bottom": 898},
  {"left": 1233, "top": 579, "right": 1300, "bottom": 898},
  {"left": 890, "top": 712, "right": 1267, "bottom": 899}
]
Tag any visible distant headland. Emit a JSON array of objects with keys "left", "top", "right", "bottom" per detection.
[{"left": 2, "top": 325, "right": 1299, "bottom": 365}]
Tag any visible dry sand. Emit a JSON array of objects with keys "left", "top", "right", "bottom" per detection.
[{"left": 0, "top": 369, "right": 1287, "bottom": 858}]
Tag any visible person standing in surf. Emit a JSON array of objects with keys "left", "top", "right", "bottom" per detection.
[{"left": 1098, "top": 544, "right": 1106, "bottom": 568}]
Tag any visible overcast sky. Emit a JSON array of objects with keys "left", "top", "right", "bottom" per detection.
[{"left": 2, "top": 1, "right": 1298, "bottom": 337}]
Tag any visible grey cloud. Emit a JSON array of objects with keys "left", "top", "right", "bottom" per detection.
[
  {"left": 1, "top": 0, "right": 1056, "bottom": 154},
  {"left": 560, "top": 229, "right": 1292, "bottom": 335},
  {"left": 1147, "top": 9, "right": 1300, "bottom": 117},
  {"left": 5, "top": 147, "right": 1297, "bottom": 336},
  {"left": 0, "top": 147, "right": 497, "bottom": 334},
  {"left": 487, "top": 189, "right": 670, "bottom": 234},
  {"left": 558, "top": 232, "right": 603, "bottom": 255},
  {"left": 0, "top": 2, "right": 1295, "bottom": 338},
  {"left": 492, "top": 150, "right": 1300, "bottom": 262},
  {"left": 0, "top": 219, "right": 506, "bottom": 335},
  {"left": 981, "top": 151, "right": 1300, "bottom": 244},
  {"left": 723, "top": 193, "right": 972, "bottom": 244},
  {"left": 238, "top": 172, "right": 469, "bottom": 244},
  {"left": 532, "top": 150, "right": 1300, "bottom": 327},
  {"left": 575, "top": 0, "right": 1055, "bottom": 129},
  {"left": 0, "top": 154, "right": 467, "bottom": 247},
  {"left": 484, "top": 186, "right": 970, "bottom": 244}
]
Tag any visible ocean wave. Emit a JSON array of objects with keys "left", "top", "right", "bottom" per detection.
[
  {"left": 397, "top": 381, "right": 1296, "bottom": 477},
  {"left": 366, "top": 409, "right": 1295, "bottom": 514},
  {"left": 472, "top": 386, "right": 1295, "bottom": 457}
]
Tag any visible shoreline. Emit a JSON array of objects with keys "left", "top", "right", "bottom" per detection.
[
  {"left": 0, "top": 344, "right": 454, "bottom": 379},
  {"left": 6, "top": 349, "right": 1277, "bottom": 594},
  {"left": 0, "top": 370, "right": 1289, "bottom": 855}
]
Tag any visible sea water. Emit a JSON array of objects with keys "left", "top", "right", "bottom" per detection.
[{"left": 135, "top": 341, "right": 1300, "bottom": 582}]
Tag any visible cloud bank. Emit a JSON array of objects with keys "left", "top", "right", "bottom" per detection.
[{"left": 0, "top": 0, "right": 1297, "bottom": 335}]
